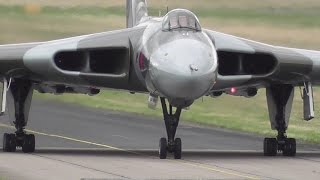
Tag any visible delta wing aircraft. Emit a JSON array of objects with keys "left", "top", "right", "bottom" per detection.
[{"left": 0, "top": 0, "right": 318, "bottom": 159}]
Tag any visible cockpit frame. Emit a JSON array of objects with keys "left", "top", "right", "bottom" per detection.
[{"left": 162, "top": 9, "right": 202, "bottom": 32}]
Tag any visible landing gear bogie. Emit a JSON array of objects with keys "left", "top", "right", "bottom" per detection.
[
  {"left": 3, "top": 132, "right": 35, "bottom": 153},
  {"left": 263, "top": 137, "right": 296, "bottom": 157}
]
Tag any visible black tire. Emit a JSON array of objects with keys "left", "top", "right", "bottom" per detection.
[
  {"left": 283, "top": 138, "right": 296, "bottom": 157},
  {"left": 264, "top": 138, "right": 277, "bottom": 156},
  {"left": 3, "top": 133, "right": 10, "bottom": 152},
  {"left": 9, "top": 134, "right": 17, "bottom": 152},
  {"left": 159, "top": 137, "right": 167, "bottom": 159},
  {"left": 174, "top": 138, "right": 182, "bottom": 159},
  {"left": 22, "top": 134, "right": 35, "bottom": 153},
  {"left": 3, "top": 133, "right": 16, "bottom": 152},
  {"left": 28, "top": 134, "right": 35, "bottom": 153}
]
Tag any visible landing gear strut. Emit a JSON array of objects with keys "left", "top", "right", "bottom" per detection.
[
  {"left": 2, "top": 79, "right": 35, "bottom": 153},
  {"left": 159, "top": 98, "right": 182, "bottom": 159},
  {"left": 264, "top": 85, "right": 296, "bottom": 157}
]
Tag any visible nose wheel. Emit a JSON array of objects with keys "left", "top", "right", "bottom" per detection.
[
  {"left": 159, "top": 137, "right": 182, "bottom": 159},
  {"left": 159, "top": 137, "right": 167, "bottom": 159},
  {"left": 159, "top": 98, "right": 183, "bottom": 159}
]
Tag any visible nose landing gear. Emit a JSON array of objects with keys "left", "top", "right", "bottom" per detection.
[{"left": 158, "top": 98, "right": 182, "bottom": 159}]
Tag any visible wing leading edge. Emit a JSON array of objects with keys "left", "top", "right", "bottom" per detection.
[
  {"left": 205, "top": 29, "right": 320, "bottom": 90},
  {"left": 0, "top": 26, "right": 146, "bottom": 91}
]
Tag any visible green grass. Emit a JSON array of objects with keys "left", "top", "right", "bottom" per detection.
[
  {"left": 1, "top": 4, "right": 320, "bottom": 28},
  {"left": 1, "top": 3, "right": 320, "bottom": 48},
  {"left": 1, "top": 1, "right": 320, "bottom": 143}
]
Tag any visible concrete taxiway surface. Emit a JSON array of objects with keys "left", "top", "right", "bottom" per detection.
[{"left": 1, "top": 100, "right": 320, "bottom": 180}]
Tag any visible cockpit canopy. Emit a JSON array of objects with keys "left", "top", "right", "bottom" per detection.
[{"left": 162, "top": 9, "right": 202, "bottom": 32}]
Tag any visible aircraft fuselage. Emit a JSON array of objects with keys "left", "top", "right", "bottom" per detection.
[{"left": 135, "top": 9, "right": 218, "bottom": 107}]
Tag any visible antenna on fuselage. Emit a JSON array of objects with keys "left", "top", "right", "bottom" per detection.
[{"left": 166, "top": 0, "right": 169, "bottom": 13}]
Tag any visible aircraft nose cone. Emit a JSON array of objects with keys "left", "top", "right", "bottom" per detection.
[
  {"left": 151, "top": 68, "right": 216, "bottom": 100},
  {"left": 149, "top": 39, "right": 217, "bottom": 101}
]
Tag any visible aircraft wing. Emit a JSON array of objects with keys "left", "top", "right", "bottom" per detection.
[
  {"left": 0, "top": 26, "right": 146, "bottom": 91},
  {"left": 204, "top": 29, "right": 320, "bottom": 90}
]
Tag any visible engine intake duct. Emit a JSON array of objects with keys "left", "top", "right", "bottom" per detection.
[
  {"left": 54, "top": 51, "right": 87, "bottom": 72},
  {"left": 218, "top": 51, "right": 277, "bottom": 76},
  {"left": 54, "top": 48, "right": 129, "bottom": 75}
]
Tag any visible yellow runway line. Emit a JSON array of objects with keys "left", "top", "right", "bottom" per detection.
[
  {"left": 0, "top": 123, "right": 260, "bottom": 179},
  {"left": 0, "top": 123, "right": 141, "bottom": 155}
]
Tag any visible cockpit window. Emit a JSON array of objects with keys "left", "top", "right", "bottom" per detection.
[
  {"left": 169, "top": 16, "right": 179, "bottom": 29},
  {"left": 162, "top": 9, "right": 201, "bottom": 32},
  {"left": 179, "top": 16, "right": 188, "bottom": 27}
]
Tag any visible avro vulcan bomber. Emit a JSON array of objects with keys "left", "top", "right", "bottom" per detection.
[{"left": 0, "top": 0, "right": 318, "bottom": 159}]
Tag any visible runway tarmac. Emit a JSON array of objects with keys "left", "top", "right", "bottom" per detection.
[{"left": 1, "top": 99, "right": 320, "bottom": 179}]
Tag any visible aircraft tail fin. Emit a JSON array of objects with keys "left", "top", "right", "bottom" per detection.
[{"left": 126, "top": 0, "right": 149, "bottom": 28}]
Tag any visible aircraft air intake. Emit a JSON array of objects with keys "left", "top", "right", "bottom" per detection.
[
  {"left": 217, "top": 51, "right": 277, "bottom": 76},
  {"left": 54, "top": 48, "right": 129, "bottom": 75}
]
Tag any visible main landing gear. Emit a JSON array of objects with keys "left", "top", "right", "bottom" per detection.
[
  {"left": 2, "top": 79, "right": 35, "bottom": 153},
  {"left": 159, "top": 98, "right": 182, "bottom": 159},
  {"left": 264, "top": 85, "right": 296, "bottom": 157}
]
